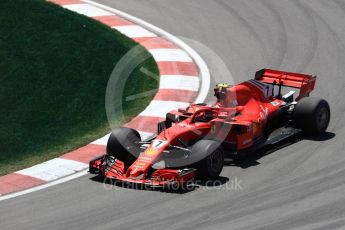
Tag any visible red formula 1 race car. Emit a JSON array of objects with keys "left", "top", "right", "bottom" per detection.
[{"left": 90, "top": 69, "right": 330, "bottom": 188}]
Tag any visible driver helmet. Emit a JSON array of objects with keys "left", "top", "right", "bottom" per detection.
[
  {"left": 203, "top": 110, "right": 214, "bottom": 121},
  {"left": 214, "top": 83, "right": 231, "bottom": 102}
]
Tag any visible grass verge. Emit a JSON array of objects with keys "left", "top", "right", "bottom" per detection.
[{"left": 0, "top": 0, "right": 159, "bottom": 175}]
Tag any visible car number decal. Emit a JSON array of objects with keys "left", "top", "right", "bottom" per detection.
[{"left": 152, "top": 140, "right": 168, "bottom": 148}]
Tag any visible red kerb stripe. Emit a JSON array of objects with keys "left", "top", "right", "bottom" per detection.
[
  {"left": 125, "top": 116, "right": 164, "bottom": 133},
  {"left": 154, "top": 89, "right": 197, "bottom": 102},
  {"left": 93, "top": 15, "right": 134, "bottom": 27},
  {"left": 48, "top": 0, "right": 81, "bottom": 5},
  {"left": 134, "top": 37, "right": 177, "bottom": 49},
  {"left": 60, "top": 144, "right": 106, "bottom": 164},
  {"left": 0, "top": 173, "right": 45, "bottom": 195},
  {"left": 158, "top": 61, "right": 198, "bottom": 76}
]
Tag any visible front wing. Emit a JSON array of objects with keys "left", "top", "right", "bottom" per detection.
[{"left": 89, "top": 155, "right": 196, "bottom": 188}]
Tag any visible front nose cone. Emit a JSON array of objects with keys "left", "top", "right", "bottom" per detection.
[
  {"left": 126, "top": 165, "right": 146, "bottom": 179},
  {"left": 129, "top": 168, "right": 142, "bottom": 177}
]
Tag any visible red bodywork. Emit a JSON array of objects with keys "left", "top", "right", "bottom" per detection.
[
  {"left": 90, "top": 156, "right": 196, "bottom": 187},
  {"left": 90, "top": 69, "right": 316, "bottom": 187}
]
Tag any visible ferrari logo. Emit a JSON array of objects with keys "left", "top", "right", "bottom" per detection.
[{"left": 135, "top": 161, "right": 146, "bottom": 166}]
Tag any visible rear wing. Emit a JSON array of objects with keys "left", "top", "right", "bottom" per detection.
[{"left": 255, "top": 69, "right": 316, "bottom": 100}]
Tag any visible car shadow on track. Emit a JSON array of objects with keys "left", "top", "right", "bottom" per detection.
[
  {"left": 224, "top": 131, "right": 336, "bottom": 169},
  {"left": 89, "top": 175, "right": 230, "bottom": 194}
]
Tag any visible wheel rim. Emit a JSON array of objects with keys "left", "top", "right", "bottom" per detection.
[
  {"left": 317, "top": 106, "right": 329, "bottom": 131},
  {"left": 209, "top": 149, "right": 223, "bottom": 173}
]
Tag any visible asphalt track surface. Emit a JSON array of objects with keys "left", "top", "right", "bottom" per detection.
[{"left": 1, "top": 1, "right": 345, "bottom": 229}]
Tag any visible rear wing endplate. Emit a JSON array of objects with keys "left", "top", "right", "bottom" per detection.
[{"left": 255, "top": 69, "right": 316, "bottom": 100}]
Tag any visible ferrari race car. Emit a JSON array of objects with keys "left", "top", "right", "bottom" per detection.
[{"left": 90, "top": 69, "right": 331, "bottom": 188}]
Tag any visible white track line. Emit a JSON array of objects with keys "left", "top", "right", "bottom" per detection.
[
  {"left": 0, "top": 170, "right": 88, "bottom": 201},
  {"left": 113, "top": 25, "right": 157, "bottom": 38}
]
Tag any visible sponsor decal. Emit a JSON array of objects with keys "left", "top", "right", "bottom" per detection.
[
  {"left": 132, "top": 161, "right": 146, "bottom": 169},
  {"left": 133, "top": 165, "right": 145, "bottom": 169},
  {"left": 135, "top": 161, "right": 146, "bottom": 166},
  {"left": 145, "top": 148, "right": 159, "bottom": 156},
  {"left": 139, "top": 156, "right": 152, "bottom": 162}
]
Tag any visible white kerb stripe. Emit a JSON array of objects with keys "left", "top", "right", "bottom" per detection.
[
  {"left": 63, "top": 4, "right": 114, "bottom": 17},
  {"left": 113, "top": 25, "right": 156, "bottom": 38},
  {"left": 91, "top": 133, "right": 110, "bottom": 145},
  {"left": 138, "top": 131, "right": 155, "bottom": 141},
  {"left": 16, "top": 158, "right": 88, "bottom": 181},
  {"left": 160, "top": 75, "right": 199, "bottom": 91},
  {"left": 82, "top": 0, "right": 210, "bottom": 103},
  {"left": 139, "top": 100, "right": 190, "bottom": 118},
  {"left": 149, "top": 49, "right": 193, "bottom": 62},
  {"left": 91, "top": 131, "right": 155, "bottom": 146}
]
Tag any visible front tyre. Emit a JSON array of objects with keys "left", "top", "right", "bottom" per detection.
[
  {"left": 192, "top": 140, "right": 224, "bottom": 180},
  {"left": 294, "top": 97, "right": 331, "bottom": 135},
  {"left": 107, "top": 127, "right": 141, "bottom": 165}
]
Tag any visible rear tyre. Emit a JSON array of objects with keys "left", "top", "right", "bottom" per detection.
[
  {"left": 192, "top": 140, "right": 224, "bottom": 180},
  {"left": 294, "top": 97, "right": 330, "bottom": 135},
  {"left": 107, "top": 127, "right": 141, "bottom": 165}
]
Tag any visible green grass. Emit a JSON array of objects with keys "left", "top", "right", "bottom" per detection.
[{"left": 0, "top": 0, "right": 159, "bottom": 175}]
